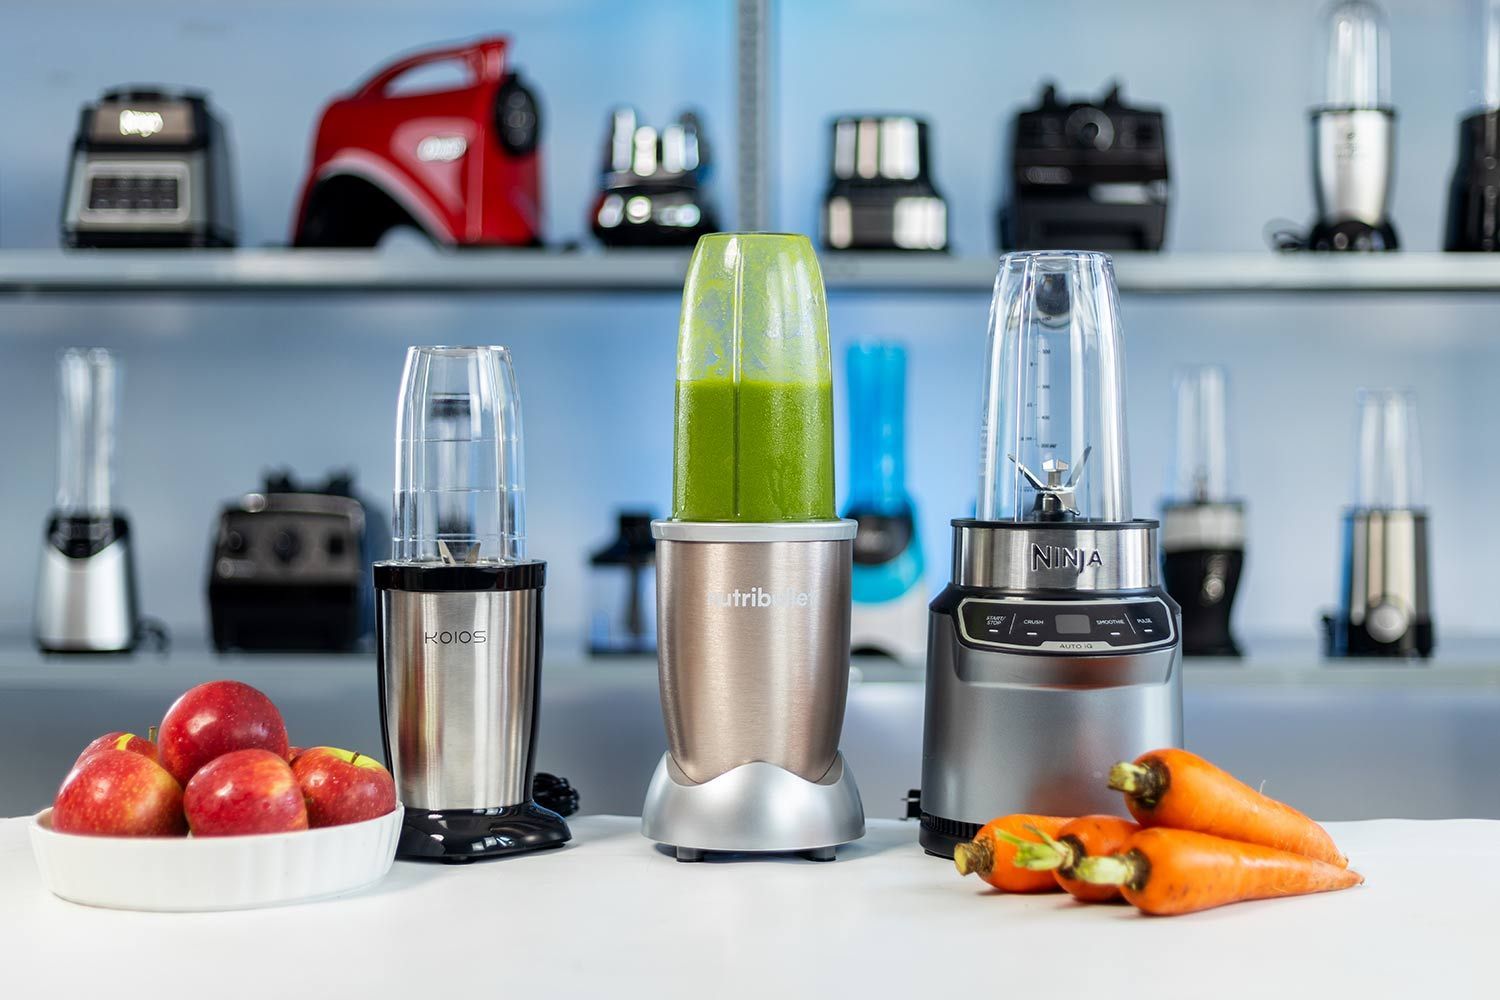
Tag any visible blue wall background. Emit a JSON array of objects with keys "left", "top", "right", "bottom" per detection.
[{"left": 0, "top": 0, "right": 1494, "bottom": 646}]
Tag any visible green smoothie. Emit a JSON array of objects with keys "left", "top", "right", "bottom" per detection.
[{"left": 673, "top": 377, "right": 834, "bottom": 522}]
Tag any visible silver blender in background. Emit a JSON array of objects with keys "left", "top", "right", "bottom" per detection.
[
  {"left": 641, "top": 233, "right": 865, "bottom": 862},
  {"left": 35, "top": 348, "right": 141, "bottom": 653},
  {"left": 1304, "top": 0, "right": 1399, "bottom": 250},
  {"left": 375, "top": 346, "right": 571, "bottom": 862},
  {"left": 1323, "top": 390, "right": 1434, "bottom": 658},
  {"left": 917, "top": 251, "right": 1183, "bottom": 857},
  {"left": 1161, "top": 366, "right": 1244, "bottom": 657}
]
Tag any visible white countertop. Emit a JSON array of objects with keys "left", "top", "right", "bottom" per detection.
[{"left": 2, "top": 815, "right": 1493, "bottom": 998}]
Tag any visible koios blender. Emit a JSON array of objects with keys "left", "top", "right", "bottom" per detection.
[
  {"left": 641, "top": 233, "right": 865, "bottom": 861},
  {"left": 917, "top": 251, "right": 1183, "bottom": 857}
]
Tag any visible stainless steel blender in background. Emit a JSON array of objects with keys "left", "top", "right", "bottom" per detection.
[
  {"left": 375, "top": 346, "right": 570, "bottom": 861},
  {"left": 641, "top": 233, "right": 865, "bottom": 862},
  {"left": 1324, "top": 390, "right": 1434, "bottom": 658},
  {"left": 1305, "top": 1, "right": 1399, "bottom": 250},
  {"left": 35, "top": 349, "right": 140, "bottom": 653},
  {"left": 917, "top": 251, "right": 1182, "bottom": 858},
  {"left": 1161, "top": 366, "right": 1244, "bottom": 657}
]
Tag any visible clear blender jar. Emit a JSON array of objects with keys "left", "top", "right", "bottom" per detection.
[
  {"left": 1161, "top": 366, "right": 1245, "bottom": 657},
  {"left": 1325, "top": 389, "right": 1433, "bottom": 657},
  {"left": 375, "top": 345, "right": 570, "bottom": 861},
  {"left": 918, "top": 251, "right": 1182, "bottom": 857},
  {"left": 35, "top": 348, "right": 140, "bottom": 653},
  {"left": 642, "top": 233, "right": 864, "bottom": 861}
]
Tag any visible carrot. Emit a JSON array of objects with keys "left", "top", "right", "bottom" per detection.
[
  {"left": 1109, "top": 748, "right": 1347, "bottom": 868},
  {"left": 1004, "top": 815, "right": 1140, "bottom": 902},
  {"left": 952, "top": 814, "right": 1069, "bottom": 893},
  {"left": 1072, "top": 827, "right": 1363, "bottom": 916}
]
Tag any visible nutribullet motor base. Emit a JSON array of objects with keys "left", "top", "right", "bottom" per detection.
[
  {"left": 918, "top": 520, "right": 1183, "bottom": 858},
  {"left": 375, "top": 562, "right": 571, "bottom": 862},
  {"left": 34, "top": 514, "right": 139, "bottom": 654},
  {"left": 1324, "top": 508, "right": 1434, "bottom": 658},
  {"left": 642, "top": 520, "right": 866, "bottom": 861},
  {"left": 1161, "top": 502, "right": 1244, "bottom": 657},
  {"left": 1307, "top": 107, "right": 1399, "bottom": 251}
]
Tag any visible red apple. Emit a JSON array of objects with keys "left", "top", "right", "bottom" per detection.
[
  {"left": 158, "top": 680, "right": 289, "bottom": 785},
  {"left": 183, "top": 749, "right": 307, "bottom": 836},
  {"left": 292, "top": 747, "right": 397, "bottom": 828},
  {"left": 52, "top": 749, "right": 186, "bottom": 837},
  {"left": 74, "top": 731, "right": 158, "bottom": 767},
  {"left": 287, "top": 746, "right": 305, "bottom": 764}
]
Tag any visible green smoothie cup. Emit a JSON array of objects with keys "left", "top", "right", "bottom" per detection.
[{"left": 671, "top": 233, "right": 835, "bottom": 522}]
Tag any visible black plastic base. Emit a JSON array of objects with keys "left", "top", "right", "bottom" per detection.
[
  {"left": 1163, "top": 547, "right": 1243, "bottom": 658},
  {"left": 917, "top": 811, "right": 978, "bottom": 859},
  {"left": 1307, "top": 218, "right": 1398, "bottom": 251},
  {"left": 1445, "top": 110, "right": 1500, "bottom": 251},
  {"left": 396, "top": 802, "right": 571, "bottom": 863},
  {"left": 1323, "top": 617, "right": 1435, "bottom": 659}
]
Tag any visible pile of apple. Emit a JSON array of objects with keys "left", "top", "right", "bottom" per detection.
[{"left": 51, "top": 679, "right": 396, "bottom": 838}]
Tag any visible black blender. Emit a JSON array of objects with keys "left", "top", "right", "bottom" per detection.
[
  {"left": 1445, "top": 0, "right": 1500, "bottom": 250},
  {"left": 1160, "top": 367, "right": 1244, "bottom": 658}
]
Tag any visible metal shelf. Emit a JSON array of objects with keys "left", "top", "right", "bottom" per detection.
[{"left": 2, "top": 249, "right": 1500, "bottom": 297}]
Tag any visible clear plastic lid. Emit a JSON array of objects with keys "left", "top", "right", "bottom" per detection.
[
  {"left": 1353, "top": 388, "right": 1422, "bottom": 509},
  {"left": 977, "top": 251, "right": 1131, "bottom": 523},
  {"left": 671, "top": 233, "right": 834, "bottom": 522},
  {"left": 1322, "top": 1, "right": 1390, "bottom": 108},
  {"left": 392, "top": 346, "right": 526, "bottom": 563},
  {"left": 846, "top": 342, "right": 908, "bottom": 514},
  {"left": 1167, "top": 365, "right": 1231, "bottom": 504},
  {"left": 55, "top": 348, "right": 118, "bottom": 516}
]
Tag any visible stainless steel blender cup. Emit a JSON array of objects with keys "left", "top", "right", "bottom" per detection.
[
  {"left": 1324, "top": 389, "right": 1433, "bottom": 657},
  {"left": 375, "top": 346, "right": 570, "bottom": 861},
  {"left": 641, "top": 233, "right": 865, "bottom": 861},
  {"left": 1161, "top": 366, "right": 1245, "bottom": 657},
  {"left": 917, "top": 251, "right": 1183, "bottom": 857},
  {"left": 35, "top": 348, "right": 140, "bottom": 653}
]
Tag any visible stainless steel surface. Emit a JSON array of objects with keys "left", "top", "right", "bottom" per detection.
[
  {"left": 654, "top": 526, "right": 853, "bottom": 784},
  {"left": 34, "top": 538, "right": 133, "bottom": 651},
  {"left": 1339, "top": 508, "right": 1431, "bottom": 629},
  {"left": 653, "top": 520, "right": 857, "bottom": 542},
  {"left": 1161, "top": 503, "right": 1246, "bottom": 551},
  {"left": 920, "top": 610, "right": 1183, "bottom": 822},
  {"left": 640, "top": 752, "right": 865, "bottom": 853},
  {"left": 1313, "top": 108, "right": 1395, "bottom": 226},
  {"left": 379, "top": 586, "right": 540, "bottom": 810},
  {"left": 952, "top": 521, "right": 1160, "bottom": 591}
]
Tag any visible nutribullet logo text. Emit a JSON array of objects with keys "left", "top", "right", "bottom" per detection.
[
  {"left": 424, "top": 629, "right": 487, "bottom": 645},
  {"left": 705, "top": 587, "right": 811, "bottom": 609}
]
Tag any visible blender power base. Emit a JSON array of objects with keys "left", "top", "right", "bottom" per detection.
[
  {"left": 396, "top": 802, "right": 571, "bottom": 864},
  {"left": 641, "top": 753, "right": 865, "bottom": 862}
]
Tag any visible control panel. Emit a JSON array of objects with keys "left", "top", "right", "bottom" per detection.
[
  {"left": 88, "top": 174, "right": 181, "bottom": 212},
  {"left": 956, "top": 596, "right": 1175, "bottom": 653}
]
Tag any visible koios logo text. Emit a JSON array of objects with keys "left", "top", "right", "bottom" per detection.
[{"left": 424, "top": 629, "right": 487, "bottom": 645}]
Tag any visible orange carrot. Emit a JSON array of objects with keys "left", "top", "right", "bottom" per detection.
[
  {"left": 1072, "top": 827, "right": 1363, "bottom": 916},
  {"left": 1005, "top": 815, "right": 1140, "bottom": 902},
  {"left": 953, "top": 814, "right": 1069, "bottom": 893},
  {"left": 1109, "top": 748, "right": 1347, "bottom": 867}
]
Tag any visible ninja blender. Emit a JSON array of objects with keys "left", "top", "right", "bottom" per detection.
[
  {"left": 845, "top": 343, "right": 926, "bottom": 662},
  {"left": 1324, "top": 390, "right": 1433, "bottom": 658},
  {"left": 375, "top": 346, "right": 570, "bottom": 861},
  {"left": 35, "top": 349, "right": 140, "bottom": 653},
  {"left": 1161, "top": 366, "right": 1244, "bottom": 657},
  {"left": 641, "top": 233, "right": 865, "bottom": 861},
  {"left": 917, "top": 251, "right": 1182, "bottom": 857},
  {"left": 1445, "top": 0, "right": 1500, "bottom": 250},
  {"left": 1296, "top": 1, "right": 1399, "bottom": 251}
]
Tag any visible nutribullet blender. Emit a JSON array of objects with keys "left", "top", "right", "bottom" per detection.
[
  {"left": 35, "top": 348, "right": 140, "bottom": 653},
  {"left": 1445, "top": 0, "right": 1500, "bottom": 250},
  {"left": 1306, "top": 1, "right": 1399, "bottom": 250},
  {"left": 640, "top": 233, "right": 865, "bottom": 861},
  {"left": 375, "top": 346, "right": 570, "bottom": 861},
  {"left": 1161, "top": 366, "right": 1244, "bottom": 657},
  {"left": 917, "top": 251, "right": 1182, "bottom": 857},
  {"left": 1324, "top": 390, "right": 1434, "bottom": 657},
  {"left": 846, "top": 343, "right": 926, "bottom": 662}
]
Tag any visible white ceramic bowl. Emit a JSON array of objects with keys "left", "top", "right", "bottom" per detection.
[{"left": 29, "top": 805, "right": 402, "bottom": 911}]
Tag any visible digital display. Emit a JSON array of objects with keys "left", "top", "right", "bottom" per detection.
[{"left": 1055, "top": 614, "right": 1092, "bottom": 635}]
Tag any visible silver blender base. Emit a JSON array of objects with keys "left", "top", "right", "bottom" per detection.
[{"left": 641, "top": 752, "right": 865, "bottom": 861}]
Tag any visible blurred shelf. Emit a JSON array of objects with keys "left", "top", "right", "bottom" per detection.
[{"left": 4, "top": 249, "right": 1500, "bottom": 297}]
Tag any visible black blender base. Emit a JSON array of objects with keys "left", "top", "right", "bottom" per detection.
[
  {"left": 397, "top": 802, "right": 572, "bottom": 862},
  {"left": 918, "top": 812, "right": 979, "bottom": 859},
  {"left": 670, "top": 845, "right": 839, "bottom": 863}
]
